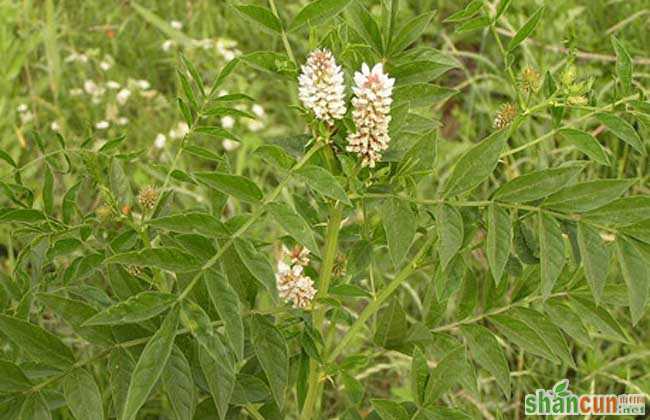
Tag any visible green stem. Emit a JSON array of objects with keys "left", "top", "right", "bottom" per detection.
[
  {"left": 327, "top": 233, "right": 435, "bottom": 363},
  {"left": 432, "top": 292, "right": 568, "bottom": 333},
  {"left": 502, "top": 93, "right": 639, "bottom": 157},
  {"left": 301, "top": 204, "right": 343, "bottom": 419}
]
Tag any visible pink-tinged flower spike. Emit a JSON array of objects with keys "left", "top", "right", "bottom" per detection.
[
  {"left": 298, "top": 49, "right": 347, "bottom": 124},
  {"left": 276, "top": 261, "right": 317, "bottom": 309},
  {"left": 346, "top": 63, "right": 395, "bottom": 168}
]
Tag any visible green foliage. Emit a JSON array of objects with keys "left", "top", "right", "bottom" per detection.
[{"left": 1, "top": 0, "right": 649, "bottom": 418}]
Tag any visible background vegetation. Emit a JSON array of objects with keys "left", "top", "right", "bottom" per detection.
[{"left": 1, "top": 0, "right": 649, "bottom": 419}]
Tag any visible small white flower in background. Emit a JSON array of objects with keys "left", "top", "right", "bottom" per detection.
[
  {"left": 251, "top": 104, "right": 266, "bottom": 118},
  {"left": 215, "top": 38, "right": 241, "bottom": 61},
  {"left": 221, "top": 116, "right": 235, "bottom": 129},
  {"left": 247, "top": 120, "right": 264, "bottom": 132},
  {"left": 346, "top": 63, "right": 395, "bottom": 168},
  {"left": 116, "top": 117, "right": 129, "bottom": 126},
  {"left": 275, "top": 261, "right": 317, "bottom": 309},
  {"left": 222, "top": 139, "right": 240, "bottom": 152},
  {"left": 154, "top": 133, "right": 167, "bottom": 149},
  {"left": 170, "top": 20, "right": 183, "bottom": 30},
  {"left": 19, "top": 112, "right": 34, "bottom": 124},
  {"left": 65, "top": 52, "right": 88, "bottom": 64},
  {"left": 99, "top": 61, "right": 112, "bottom": 71},
  {"left": 169, "top": 121, "right": 190, "bottom": 139},
  {"left": 218, "top": 89, "right": 229, "bottom": 97},
  {"left": 116, "top": 88, "right": 131, "bottom": 105},
  {"left": 84, "top": 80, "right": 98, "bottom": 95},
  {"left": 162, "top": 39, "right": 175, "bottom": 52},
  {"left": 70, "top": 88, "right": 83, "bottom": 96},
  {"left": 96, "top": 120, "right": 110, "bottom": 130},
  {"left": 106, "top": 80, "right": 121, "bottom": 89},
  {"left": 136, "top": 79, "right": 150, "bottom": 90},
  {"left": 50, "top": 121, "right": 60, "bottom": 131},
  {"left": 17, "top": 104, "right": 28, "bottom": 113},
  {"left": 298, "top": 48, "right": 347, "bottom": 124}
]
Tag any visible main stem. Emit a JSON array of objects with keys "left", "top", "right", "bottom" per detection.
[{"left": 301, "top": 204, "right": 343, "bottom": 419}]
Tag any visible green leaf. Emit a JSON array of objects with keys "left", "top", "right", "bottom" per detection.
[
  {"left": 539, "top": 213, "right": 565, "bottom": 298},
  {"left": 372, "top": 399, "right": 409, "bottom": 420},
  {"left": 460, "top": 324, "right": 510, "bottom": 397},
  {"left": 148, "top": 212, "right": 230, "bottom": 238},
  {"left": 109, "top": 349, "right": 135, "bottom": 418},
  {"left": 251, "top": 314, "right": 289, "bottom": 410},
  {"left": 506, "top": 7, "right": 544, "bottom": 52},
  {"left": 391, "top": 60, "right": 455, "bottom": 85},
  {"left": 455, "top": 15, "right": 491, "bottom": 33},
  {"left": 543, "top": 299, "right": 591, "bottom": 346},
  {"left": 106, "top": 247, "right": 203, "bottom": 272},
  {"left": 296, "top": 165, "right": 351, "bottom": 205},
  {"left": 37, "top": 293, "right": 113, "bottom": 345},
  {"left": 267, "top": 202, "right": 319, "bottom": 255},
  {"left": 0, "top": 315, "right": 74, "bottom": 368},
  {"left": 444, "top": 0, "right": 482, "bottom": 22},
  {"left": 596, "top": 113, "right": 644, "bottom": 154},
  {"left": 180, "top": 54, "right": 205, "bottom": 97},
  {"left": 486, "top": 203, "right": 512, "bottom": 283},
  {"left": 198, "top": 342, "right": 235, "bottom": 420},
  {"left": 622, "top": 219, "right": 650, "bottom": 244},
  {"left": 436, "top": 204, "right": 464, "bottom": 270},
  {"left": 393, "top": 83, "right": 458, "bottom": 108},
  {"left": 615, "top": 236, "right": 649, "bottom": 325},
  {"left": 0, "top": 208, "right": 45, "bottom": 223},
  {"left": 509, "top": 307, "right": 574, "bottom": 367},
  {"left": 542, "top": 179, "right": 635, "bottom": 213},
  {"left": 63, "top": 368, "right": 104, "bottom": 420},
  {"left": 495, "top": 0, "right": 512, "bottom": 20},
  {"left": 121, "top": 307, "right": 179, "bottom": 420},
  {"left": 234, "top": 238, "right": 276, "bottom": 293},
  {"left": 345, "top": 1, "right": 383, "bottom": 52},
  {"left": 162, "top": 346, "right": 195, "bottom": 420},
  {"left": 568, "top": 295, "right": 627, "bottom": 342},
  {"left": 234, "top": 4, "right": 282, "bottom": 34},
  {"left": 425, "top": 346, "right": 466, "bottom": 403},
  {"left": 0, "top": 360, "right": 32, "bottom": 393},
  {"left": 374, "top": 300, "right": 408, "bottom": 349},
  {"left": 255, "top": 144, "right": 297, "bottom": 171},
  {"left": 410, "top": 347, "right": 429, "bottom": 406},
  {"left": 489, "top": 314, "right": 559, "bottom": 363},
  {"left": 612, "top": 36, "right": 632, "bottom": 93},
  {"left": 381, "top": 197, "right": 416, "bottom": 267},
  {"left": 558, "top": 128, "right": 610, "bottom": 166},
  {"left": 241, "top": 51, "right": 296, "bottom": 78},
  {"left": 182, "top": 301, "right": 235, "bottom": 420},
  {"left": 19, "top": 393, "right": 51, "bottom": 420},
  {"left": 195, "top": 171, "right": 263, "bottom": 203},
  {"left": 577, "top": 222, "right": 610, "bottom": 303},
  {"left": 390, "top": 12, "right": 435, "bottom": 54},
  {"left": 83, "top": 291, "right": 175, "bottom": 326},
  {"left": 289, "top": 0, "right": 353, "bottom": 31},
  {"left": 443, "top": 130, "right": 508, "bottom": 197},
  {"left": 584, "top": 196, "right": 650, "bottom": 226},
  {"left": 493, "top": 166, "right": 582, "bottom": 203},
  {"left": 204, "top": 270, "right": 244, "bottom": 360}
]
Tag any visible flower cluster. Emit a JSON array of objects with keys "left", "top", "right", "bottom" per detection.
[
  {"left": 346, "top": 63, "right": 395, "bottom": 168},
  {"left": 494, "top": 103, "right": 518, "bottom": 129},
  {"left": 298, "top": 49, "right": 346, "bottom": 124},
  {"left": 275, "top": 245, "right": 316, "bottom": 309}
]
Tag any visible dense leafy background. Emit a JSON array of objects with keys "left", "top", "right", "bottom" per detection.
[{"left": 1, "top": 0, "right": 649, "bottom": 419}]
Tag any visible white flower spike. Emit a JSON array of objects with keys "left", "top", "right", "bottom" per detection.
[
  {"left": 346, "top": 63, "right": 395, "bottom": 168},
  {"left": 298, "top": 49, "right": 347, "bottom": 124}
]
